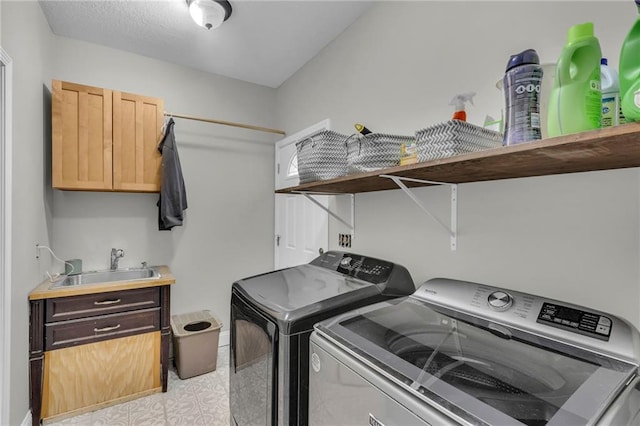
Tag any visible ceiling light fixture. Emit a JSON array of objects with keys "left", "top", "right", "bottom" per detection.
[{"left": 187, "top": 0, "right": 232, "bottom": 30}]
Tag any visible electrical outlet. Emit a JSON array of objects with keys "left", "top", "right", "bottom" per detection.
[{"left": 338, "top": 234, "right": 352, "bottom": 248}]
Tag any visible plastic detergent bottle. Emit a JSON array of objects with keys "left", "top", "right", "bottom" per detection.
[
  {"left": 502, "top": 49, "right": 543, "bottom": 145},
  {"left": 601, "top": 58, "right": 622, "bottom": 127},
  {"left": 547, "top": 22, "right": 602, "bottom": 137},
  {"left": 619, "top": 0, "right": 640, "bottom": 122},
  {"left": 450, "top": 92, "right": 475, "bottom": 122}
]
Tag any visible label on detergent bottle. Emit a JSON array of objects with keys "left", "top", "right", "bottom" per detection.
[
  {"left": 635, "top": 90, "right": 640, "bottom": 108},
  {"left": 586, "top": 74, "right": 602, "bottom": 128},
  {"left": 602, "top": 95, "right": 619, "bottom": 127},
  {"left": 503, "top": 68, "right": 543, "bottom": 144}
]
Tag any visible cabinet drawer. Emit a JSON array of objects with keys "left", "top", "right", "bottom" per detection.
[
  {"left": 46, "top": 287, "right": 160, "bottom": 322},
  {"left": 45, "top": 308, "right": 160, "bottom": 351}
]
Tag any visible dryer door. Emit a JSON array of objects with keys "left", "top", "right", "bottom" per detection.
[{"left": 230, "top": 292, "right": 278, "bottom": 426}]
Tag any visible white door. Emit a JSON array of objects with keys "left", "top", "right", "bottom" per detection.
[{"left": 275, "top": 120, "right": 330, "bottom": 269}]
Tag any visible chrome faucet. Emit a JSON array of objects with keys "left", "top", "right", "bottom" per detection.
[{"left": 110, "top": 248, "right": 125, "bottom": 270}]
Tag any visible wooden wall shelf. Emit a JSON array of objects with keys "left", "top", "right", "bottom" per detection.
[{"left": 276, "top": 122, "right": 640, "bottom": 194}]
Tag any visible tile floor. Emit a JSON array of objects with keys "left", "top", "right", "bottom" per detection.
[{"left": 47, "top": 346, "right": 231, "bottom": 426}]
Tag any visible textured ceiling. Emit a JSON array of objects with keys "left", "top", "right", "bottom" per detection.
[{"left": 38, "top": 0, "right": 373, "bottom": 88}]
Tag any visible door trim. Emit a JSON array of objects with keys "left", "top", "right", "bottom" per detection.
[
  {"left": 274, "top": 120, "right": 330, "bottom": 268},
  {"left": 0, "top": 46, "right": 13, "bottom": 426}
]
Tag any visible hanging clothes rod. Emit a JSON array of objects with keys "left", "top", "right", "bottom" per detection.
[{"left": 164, "top": 111, "right": 286, "bottom": 136}]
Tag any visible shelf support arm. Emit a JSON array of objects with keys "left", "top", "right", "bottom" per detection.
[
  {"left": 380, "top": 175, "right": 457, "bottom": 251},
  {"left": 297, "top": 193, "right": 355, "bottom": 233}
]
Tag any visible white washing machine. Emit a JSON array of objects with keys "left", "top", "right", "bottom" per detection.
[{"left": 309, "top": 278, "right": 640, "bottom": 426}]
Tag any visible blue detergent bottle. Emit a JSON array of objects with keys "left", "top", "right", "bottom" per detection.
[{"left": 502, "top": 49, "right": 543, "bottom": 145}]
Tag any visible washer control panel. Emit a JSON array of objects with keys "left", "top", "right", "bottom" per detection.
[
  {"left": 537, "top": 302, "right": 612, "bottom": 341},
  {"left": 415, "top": 278, "right": 625, "bottom": 349}
]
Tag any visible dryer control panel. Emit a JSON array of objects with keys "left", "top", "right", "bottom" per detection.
[
  {"left": 310, "top": 251, "right": 415, "bottom": 296},
  {"left": 311, "top": 251, "right": 393, "bottom": 284}
]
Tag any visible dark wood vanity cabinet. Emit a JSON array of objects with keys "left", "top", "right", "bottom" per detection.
[{"left": 29, "top": 285, "right": 171, "bottom": 425}]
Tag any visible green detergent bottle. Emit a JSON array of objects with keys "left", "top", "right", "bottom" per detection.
[
  {"left": 547, "top": 22, "right": 602, "bottom": 137},
  {"left": 619, "top": 0, "right": 640, "bottom": 122}
]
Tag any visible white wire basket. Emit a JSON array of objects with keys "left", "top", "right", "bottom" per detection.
[
  {"left": 415, "top": 120, "right": 503, "bottom": 162},
  {"left": 346, "top": 133, "right": 414, "bottom": 174},
  {"left": 296, "top": 130, "right": 349, "bottom": 183}
]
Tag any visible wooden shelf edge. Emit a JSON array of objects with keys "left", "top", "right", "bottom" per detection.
[{"left": 276, "top": 122, "right": 640, "bottom": 195}]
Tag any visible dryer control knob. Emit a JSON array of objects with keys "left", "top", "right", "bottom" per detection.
[
  {"left": 340, "top": 257, "right": 352, "bottom": 267},
  {"left": 488, "top": 291, "right": 513, "bottom": 311}
]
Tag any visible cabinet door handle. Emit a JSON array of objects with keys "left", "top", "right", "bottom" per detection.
[
  {"left": 94, "top": 324, "right": 121, "bottom": 333},
  {"left": 94, "top": 298, "right": 121, "bottom": 306}
]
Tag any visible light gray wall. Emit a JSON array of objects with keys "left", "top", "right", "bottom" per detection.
[
  {"left": 3, "top": 2, "right": 278, "bottom": 423},
  {"left": 276, "top": 1, "right": 640, "bottom": 328},
  {"left": 47, "top": 36, "right": 278, "bottom": 329},
  {"left": 1, "top": 1, "right": 55, "bottom": 424}
]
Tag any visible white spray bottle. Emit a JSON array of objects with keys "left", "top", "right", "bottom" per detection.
[{"left": 450, "top": 92, "right": 476, "bottom": 122}]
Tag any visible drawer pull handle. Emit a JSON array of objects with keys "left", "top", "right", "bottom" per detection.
[
  {"left": 94, "top": 324, "right": 121, "bottom": 333},
  {"left": 94, "top": 299, "right": 121, "bottom": 306}
]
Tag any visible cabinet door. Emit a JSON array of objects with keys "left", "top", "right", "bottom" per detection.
[
  {"left": 41, "top": 331, "right": 161, "bottom": 420},
  {"left": 52, "top": 80, "right": 113, "bottom": 190},
  {"left": 112, "top": 91, "right": 164, "bottom": 192}
]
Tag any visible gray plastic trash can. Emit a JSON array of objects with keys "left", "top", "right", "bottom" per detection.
[{"left": 171, "top": 310, "right": 222, "bottom": 379}]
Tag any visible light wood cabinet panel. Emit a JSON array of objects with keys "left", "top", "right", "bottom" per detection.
[
  {"left": 41, "top": 332, "right": 161, "bottom": 420},
  {"left": 52, "top": 80, "right": 113, "bottom": 190},
  {"left": 113, "top": 91, "right": 163, "bottom": 192},
  {"left": 52, "top": 80, "right": 164, "bottom": 192}
]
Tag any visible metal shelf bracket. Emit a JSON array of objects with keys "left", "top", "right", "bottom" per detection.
[
  {"left": 294, "top": 192, "right": 355, "bottom": 234},
  {"left": 380, "top": 175, "right": 457, "bottom": 251}
]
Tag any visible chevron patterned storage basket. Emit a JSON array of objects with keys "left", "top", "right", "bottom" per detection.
[
  {"left": 347, "top": 133, "right": 414, "bottom": 174},
  {"left": 296, "top": 130, "right": 349, "bottom": 184},
  {"left": 415, "top": 120, "right": 503, "bottom": 162}
]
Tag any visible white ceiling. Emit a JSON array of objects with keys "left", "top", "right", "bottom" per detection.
[{"left": 38, "top": 0, "right": 373, "bottom": 88}]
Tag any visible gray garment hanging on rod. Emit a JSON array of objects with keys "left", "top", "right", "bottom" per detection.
[{"left": 157, "top": 118, "right": 188, "bottom": 230}]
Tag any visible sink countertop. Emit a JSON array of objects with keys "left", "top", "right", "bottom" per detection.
[{"left": 29, "top": 265, "right": 175, "bottom": 300}]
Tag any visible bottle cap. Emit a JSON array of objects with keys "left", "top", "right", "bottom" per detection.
[
  {"left": 354, "top": 123, "right": 372, "bottom": 135},
  {"left": 567, "top": 22, "right": 594, "bottom": 43},
  {"left": 601, "top": 58, "right": 608, "bottom": 66},
  {"left": 505, "top": 49, "right": 540, "bottom": 72}
]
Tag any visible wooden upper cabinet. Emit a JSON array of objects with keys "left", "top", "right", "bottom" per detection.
[
  {"left": 52, "top": 80, "right": 113, "bottom": 191},
  {"left": 113, "top": 92, "right": 164, "bottom": 192},
  {"left": 52, "top": 80, "right": 164, "bottom": 193}
]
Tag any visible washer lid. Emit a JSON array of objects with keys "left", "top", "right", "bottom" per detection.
[{"left": 315, "top": 296, "right": 638, "bottom": 426}]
